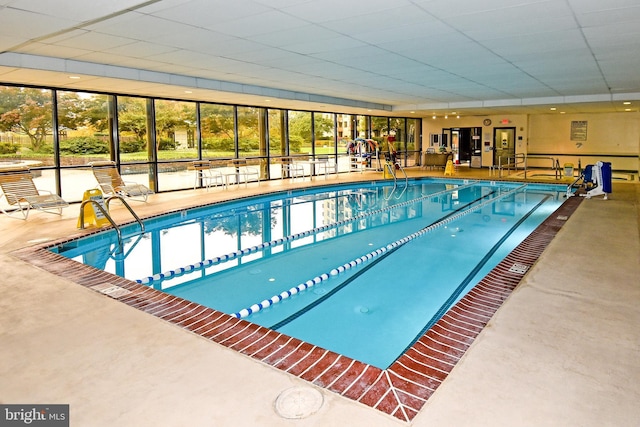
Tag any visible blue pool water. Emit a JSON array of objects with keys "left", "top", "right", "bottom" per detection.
[{"left": 53, "top": 178, "right": 567, "bottom": 368}]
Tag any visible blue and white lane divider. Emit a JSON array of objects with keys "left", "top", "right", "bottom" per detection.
[
  {"left": 135, "top": 181, "right": 479, "bottom": 286},
  {"left": 232, "top": 183, "right": 527, "bottom": 319}
]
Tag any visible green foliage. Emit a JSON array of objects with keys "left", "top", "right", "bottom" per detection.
[
  {"left": 120, "top": 138, "right": 145, "bottom": 153},
  {"left": 0, "top": 141, "right": 19, "bottom": 154},
  {"left": 0, "top": 87, "right": 52, "bottom": 151},
  {"left": 288, "top": 134, "right": 303, "bottom": 153},
  {"left": 288, "top": 112, "right": 312, "bottom": 142},
  {"left": 155, "top": 100, "right": 196, "bottom": 136},
  {"left": 117, "top": 97, "right": 147, "bottom": 142},
  {"left": 157, "top": 138, "right": 177, "bottom": 150},
  {"left": 313, "top": 116, "right": 334, "bottom": 140},
  {"left": 239, "top": 138, "right": 259, "bottom": 152},
  {"left": 59, "top": 137, "right": 109, "bottom": 154},
  {"left": 203, "top": 136, "right": 234, "bottom": 151}
]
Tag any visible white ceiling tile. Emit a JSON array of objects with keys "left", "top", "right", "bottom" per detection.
[
  {"left": 212, "top": 10, "right": 308, "bottom": 38},
  {"left": 14, "top": 42, "right": 93, "bottom": 59},
  {"left": 86, "top": 12, "right": 191, "bottom": 40},
  {"left": 0, "top": 8, "right": 74, "bottom": 39},
  {"left": 282, "top": 0, "right": 414, "bottom": 22},
  {"left": 149, "top": 0, "right": 271, "bottom": 28},
  {"left": 1, "top": 0, "right": 638, "bottom": 115}
]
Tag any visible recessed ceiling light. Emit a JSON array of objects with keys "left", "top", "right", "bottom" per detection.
[
  {"left": 68, "top": 76, "right": 80, "bottom": 79},
  {"left": 623, "top": 101, "right": 631, "bottom": 105},
  {"left": 432, "top": 115, "right": 436, "bottom": 119},
  {"left": 184, "top": 90, "right": 192, "bottom": 94},
  {"left": 550, "top": 107, "right": 556, "bottom": 111},
  {"left": 625, "top": 108, "right": 632, "bottom": 111}
]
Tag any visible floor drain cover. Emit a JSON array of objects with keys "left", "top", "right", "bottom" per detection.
[
  {"left": 274, "top": 386, "right": 323, "bottom": 419},
  {"left": 509, "top": 263, "right": 530, "bottom": 274},
  {"left": 91, "top": 283, "right": 132, "bottom": 298}
]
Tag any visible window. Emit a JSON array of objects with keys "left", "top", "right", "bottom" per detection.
[
  {"left": 200, "top": 103, "right": 235, "bottom": 159},
  {"left": 57, "top": 90, "right": 112, "bottom": 200},
  {"left": 0, "top": 86, "right": 54, "bottom": 166},
  {"left": 288, "top": 110, "right": 312, "bottom": 157},
  {"left": 314, "top": 113, "right": 335, "bottom": 155},
  {"left": 237, "top": 106, "right": 262, "bottom": 158},
  {"left": 154, "top": 99, "right": 197, "bottom": 191}
]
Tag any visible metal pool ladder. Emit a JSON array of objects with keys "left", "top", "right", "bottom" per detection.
[
  {"left": 79, "top": 195, "right": 145, "bottom": 251},
  {"left": 384, "top": 161, "right": 408, "bottom": 200}
]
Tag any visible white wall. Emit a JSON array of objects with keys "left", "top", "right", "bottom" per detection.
[
  {"left": 528, "top": 112, "right": 639, "bottom": 172},
  {"left": 422, "top": 112, "right": 640, "bottom": 172}
]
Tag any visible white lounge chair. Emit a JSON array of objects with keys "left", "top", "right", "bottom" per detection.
[
  {"left": 0, "top": 167, "right": 68, "bottom": 220},
  {"left": 89, "top": 161, "right": 153, "bottom": 202}
]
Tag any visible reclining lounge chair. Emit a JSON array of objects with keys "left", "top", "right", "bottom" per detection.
[
  {"left": 0, "top": 167, "right": 69, "bottom": 220},
  {"left": 89, "top": 161, "right": 153, "bottom": 202}
]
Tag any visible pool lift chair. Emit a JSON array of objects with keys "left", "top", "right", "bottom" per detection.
[
  {"left": 566, "top": 161, "right": 612, "bottom": 199},
  {"left": 0, "top": 166, "right": 69, "bottom": 220},
  {"left": 89, "top": 161, "right": 153, "bottom": 202}
]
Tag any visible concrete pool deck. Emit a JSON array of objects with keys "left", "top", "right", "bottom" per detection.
[{"left": 1, "top": 167, "right": 639, "bottom": 426}]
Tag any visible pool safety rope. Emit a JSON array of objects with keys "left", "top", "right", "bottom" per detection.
[
  {"left": 232, "top": 183, "right": 527, "bottom": 319},
  {"left": 135, "top": 181, "right": 479, "bottom": 286}
]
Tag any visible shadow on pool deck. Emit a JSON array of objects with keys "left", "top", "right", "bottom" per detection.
[{"left": 1, "top": 167, "right": 638, "bottom": 426}]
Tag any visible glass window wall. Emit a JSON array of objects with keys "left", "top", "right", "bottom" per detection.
[{"left": 1, "top": 83, "right": 421, "bottom": 208}]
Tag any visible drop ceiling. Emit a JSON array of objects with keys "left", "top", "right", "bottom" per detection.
[{"left": 1, "top": 0, "right": 639, "bottom": 116}]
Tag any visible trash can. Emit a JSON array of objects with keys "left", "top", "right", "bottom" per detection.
[{"left": 563, "top": 163, "right": 574, "bottom": 177}]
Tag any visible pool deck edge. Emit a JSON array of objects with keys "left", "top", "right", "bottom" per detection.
[{"left": 9, "top": 188, "right": 584, "bottom": 423}]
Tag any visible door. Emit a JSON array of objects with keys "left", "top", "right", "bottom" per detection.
[
  {"left": 493, "top": 127, "right": 515, "bottom": 168},
  {"left": 457, "top": 128, "right": 470, "bottom": 162}
]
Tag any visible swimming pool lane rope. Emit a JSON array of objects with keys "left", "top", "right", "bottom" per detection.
[
  {"left": 135, "top": 181, "right": 479, "bottom": 286},
  {"left": 232, "top": 183, "right": 527, "bottom": 319}
]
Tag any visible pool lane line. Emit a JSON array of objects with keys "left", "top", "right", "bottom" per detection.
[
  {"left": 233, "top": 184, "right": 527, "bottom": 321},
  {"left": 261, "top": 188, "right": 512, "bottom": 327},
  {"left": 135, "top": 181, "right": 480, "bottom": 285},
  {"left": 392, "top": 194, "right": 551, "bottom": 365}
]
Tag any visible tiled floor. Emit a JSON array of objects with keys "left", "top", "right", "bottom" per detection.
[{"left": 1, "top": 167, "right": 638, "bottom": 426}]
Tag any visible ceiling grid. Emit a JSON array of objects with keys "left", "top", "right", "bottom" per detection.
[{"left": 0, "top": 0, "right": 638, "bottom": 115}]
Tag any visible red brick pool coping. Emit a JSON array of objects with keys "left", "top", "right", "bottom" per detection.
[{"left": 12, "top": 194, "right": 582, "bottom": 422}]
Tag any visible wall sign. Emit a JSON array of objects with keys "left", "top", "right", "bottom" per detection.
[{"left": 570, "top": 121, "right": 588, "bottom": 141}]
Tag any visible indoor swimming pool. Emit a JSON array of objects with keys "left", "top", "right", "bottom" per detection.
[{"left": 52, "top": 178, "right": 568, "bottom": 369}]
